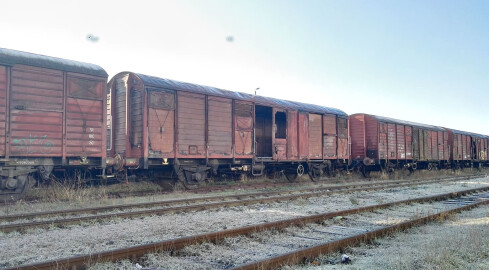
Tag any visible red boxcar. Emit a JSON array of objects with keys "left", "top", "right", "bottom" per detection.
[
  {"left": 106, "top": 72, "right": 348, "bottom": 186},
  {"left": 349, "top": 113, "right": 449, "bottom": 172},
  {"left": 0, "top": 48, "right": 108, "bottom": 200},
  {"left": 444, "top": 128, "right": 489, "bottom": 168}
]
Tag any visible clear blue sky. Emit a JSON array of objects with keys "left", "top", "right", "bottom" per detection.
[{"left": 1, "top": 0, "right": 488, "bottom": 134}]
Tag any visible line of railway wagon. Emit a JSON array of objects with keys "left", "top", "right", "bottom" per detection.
[{"left": 0, "top": 48, "right": 487, "bottom": 200}]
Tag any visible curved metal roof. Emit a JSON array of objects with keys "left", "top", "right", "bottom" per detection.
[
  {"left": 369, "top": 114, "right": 445, "bottom": 131},
  {"left": 135, "top": 73, "right": 347, "bottom": 117},
  {"left": 445, "top": 128, "right": 489, "bottom": 138},
  {"left": 0, "top": 48, "right": 108, "bottom": 78}
]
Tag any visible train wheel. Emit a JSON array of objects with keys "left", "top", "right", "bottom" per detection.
[
  {"left": 284, "top": 173, "right": 298, "bottom": 182},
  {"left": 285, "top": 164, "right": 305, "bottom": 182},
  {"left": 178, "top": 168, "right": 206, "bottom": 190},
  {"left": 308, "top": 167, "right": 322, "bottom": 182},
  {"left": 427, "top": 163, "right": 433, "bottom": 171},
  {"left": 0, "top": 174, "right": 34, "bottom": 202},
  {"left": 360, "top": 166, "right": 371, "bottom": 178}
]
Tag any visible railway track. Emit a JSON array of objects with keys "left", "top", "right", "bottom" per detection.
[
  {"left": 8, "top": 186, "right": 489, "bottom": 270},
  {"left": 11, "top": 172, "right": 487, "bottom": 205},
  {"left": 0, "top": 176, "right": 476, "bottom": 233}
]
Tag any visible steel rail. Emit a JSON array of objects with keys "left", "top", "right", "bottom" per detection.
[
  {"left": 7, "top": 186, "right": 489, "bottom": 270},
  {"left": 0, "top": 177, "right": 460, "bottom": 233},
  {"left": 232, "top": 197, "right": 489, "bottom": 270},
  {"left": 0, "top": 176, "right": 445, "bottom": 222}
]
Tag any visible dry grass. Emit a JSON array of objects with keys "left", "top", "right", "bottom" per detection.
[{"left": 26, "top": 180, "right": 163, "bottom": 203}]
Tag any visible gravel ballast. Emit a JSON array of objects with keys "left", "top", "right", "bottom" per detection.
[{"left": 1, "top": 177, "right": 488, "bottom": 268}]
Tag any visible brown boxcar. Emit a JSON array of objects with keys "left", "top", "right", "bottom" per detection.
[
  {"left": 0, "top": 48, "right": 108, "bottom": 200},
  {"left": 106, "top": 72, "right": 348, "bottom": 186},
  {"left": 444, "top": 128, "right": 489, "bottom": 168},
  {"left": 349, "top": 113, "right": 449, "bottom": 173}
]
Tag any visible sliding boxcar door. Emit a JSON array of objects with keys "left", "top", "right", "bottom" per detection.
[
  {"left": 9, "top": 65, "right": 63, "bottom": 157},
  {"left": 147, "top": 89, "right": 174, "bottom": 159}
]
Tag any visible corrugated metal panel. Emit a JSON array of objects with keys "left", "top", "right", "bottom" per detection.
[
  {"left": 425, "top": 130, "right": 432, "bottom": 160},
  {"left": 113, "top": 75, "right": 128, "bottom": 155},
  {"left": 464, "top": 135, "right": 470, "bottom": 160},
  {"left": 9, "top": 66, "right": 63, "bottom": 156},
  {"left": 298, "top": 112, "right": 309, "bottom": 159},
  {"left": 134, "top": 73, "right": 347, "bottom": 117},
  {"left": 437, "top": 131, "right": 443, "bottom": 161},
  {"left": 66, "top": 98, "right": 104, "bottom": 156},
  {"left": 0, "top": 48, "right": 107, "bottom": 78},
  {"left": 337, "top": 117, "right": 348, "bottom": 159},
  {"left": 454, "top": 134, "right": 462, "bottom": 160},
  {"left": 65, "top": 75, "right": 105, "bottom": 157},
  {"left": 0, "top": 66, "right": 6, "bottom": 156},
  {"left": 413, "top": 128, "right": 420, "bottom": 160},
  {"left": 130, "top": 88, "right": 143, "bottom": 150},
  {"left": 365, "top": 115, "right": 378, "bottom": 159},
  {"left": 208, "top": 96, "right": 232, "bottom": 157},
  {"left": 148, "top": 89, "right": 174, "bottom": 158},
  {"left": 396, "top": 125, "right": 406, "bottom": 159},
  {"left": 443, "top": 132, "right": 449, "bottom": 161},
  {"left": 430, "top": 131, "right": 438, "bottom": 160},
  {"left": 323, "top": 114, "right": 337, "bottom": 159},
  {"left": 177, "top": 92, "right": 205, "bottom": 157},
  {"left": 405, "top": 126, "right": 413, "bottom": 159},
  {"left": 349, "top": 114, "right": 365, "bottom": 160},
  {"left": 308, "top": 113, "right": 322, "bottom": 159},
  {"left": 480, "top": 139, "right": 489, "bottom": 160},
  {"left": 323, "top": 114, "right": 336, "bottom": 135},
  {"left": 286, "top": 110, "right": 298, "bottom": 160},
  {"left": 387, "top": 123, "right": 396, "bottom": 160},
  {"left": 378, "top": 123, "right": 387, "bottom": 160}
]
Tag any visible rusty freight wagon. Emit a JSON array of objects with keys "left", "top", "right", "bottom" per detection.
[
  {"left": 444, "top": 128, "right": 489, "bottom": 168},
  {"left": 349, "top": 113, "right": 450, "bottom": 174},
  {"left": 0, "top": 48, "right": 108, "bottom": 200},
  {"left": 106, "top": 72, "right": 348, "bottom": 187}
]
